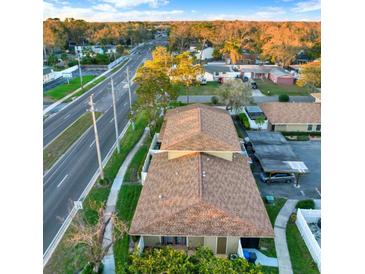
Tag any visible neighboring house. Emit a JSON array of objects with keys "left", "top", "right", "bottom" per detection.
[
  {"left": 260, "top": 102, "right": 321, "bottom": 132},
  {"left": 74, "top": 45, "right": 116, "bottom": 57},
  {"left": 202, "top": 63, "right": 239, "bottom": 81},
  {"left": 269, "top": 68, "right": 295, "bottom": 85},
  {"left": 311, "top": 93, "right": 321, "bottom": 103},
  {"left": 43, "top": 66, "right": 57, "bottom": 84},
  {"left": 195, "top": 47, "right": 214, "bottom": 60},
  {"left": 239, "top": 65, "right": 295, "bottom": 85},
  {"left": 130, "top": 104, "right": 274, "bottom": 256}
]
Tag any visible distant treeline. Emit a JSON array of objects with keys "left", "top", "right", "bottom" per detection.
[
  {"left": 168, "top": 21, "right": 321, "bottom": 65},
  {"left": 43, "top": 19, "right": 320, "bottom": 65}
]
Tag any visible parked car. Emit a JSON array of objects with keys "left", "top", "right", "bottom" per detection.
[
  {"left": 251, "top": 81, "right": 257, "bottom": 89},
  {"left": 259, "top": 172, "right": 295, "bottom": 184},
  {"left": 200, "top": 78, "right": 207, "bottom": 85}
]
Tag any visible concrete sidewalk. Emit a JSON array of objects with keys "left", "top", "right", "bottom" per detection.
[
  {"left": 274, "top": 199, "right": 298, "bottom": 274},
  {"left": 102, "top": 128, "right": 149, "bottom": 274}
]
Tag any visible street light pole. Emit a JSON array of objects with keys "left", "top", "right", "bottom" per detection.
[
  {"left": 89, "top": 94, "right": 104, "bottom": 180},
  {"left": 111, "top": 78, "right": 120, "bottom": 153},
  {"left": 126, "top": 66, "right": 135, "bottom": 130},
  {"left": 77, "top": 53, "right": 83, "bottom": 90}
]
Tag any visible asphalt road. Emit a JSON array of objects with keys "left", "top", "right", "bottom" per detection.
[
  {"left": 43, "top": 43, "right": 149, "bottom": 148},
  {"left": 43, "top": 43, "right": 153, "bottom": 253}
]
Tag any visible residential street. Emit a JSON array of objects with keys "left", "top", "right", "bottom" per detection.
[{"left": 43, "top": 43, "right": 153, "bottom": 253}]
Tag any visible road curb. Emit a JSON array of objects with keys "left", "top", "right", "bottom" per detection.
[{"left": 43, "top": 120, "right": 131, "bottom": 267}]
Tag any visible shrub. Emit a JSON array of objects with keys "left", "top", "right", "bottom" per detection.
[
  {"left": 211, "top": 96, "right": 219, "bottom": 105},
  {"left": 289, "top": 213, "right": 297, "bottom": 223},
  {"left": 296, "top": 199, "right": 315, "bottom": 209},
  {"left": 238, "top": 113, "right": 250, "bottom": 129},
  {"left": 278, "top": 94, "right": 290, "bottom": 102}
]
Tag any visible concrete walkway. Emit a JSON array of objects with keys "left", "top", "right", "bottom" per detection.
[
  {"left": 102, "top": 128, "right": 149, "bottom": 274},
  {"left": 274, "top": 199, "right": 298, "bottom": 274}
]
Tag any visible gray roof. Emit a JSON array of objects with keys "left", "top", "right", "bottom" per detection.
[
  {"left": 247, "top": 131, "right": 309, "bottom": 174},
  {"left": 270, "top": 68, "right": 292, "bottom": 77},
  {"left": 245, "top": 106, "right": 264, "bottom": 114},
  {"left": 204, "top": 64, "right": 231, "bottom": 74}
]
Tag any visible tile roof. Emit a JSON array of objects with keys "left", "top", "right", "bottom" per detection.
[
  {"left": 159, "top": 104, "right": 241, "bottom": 151},
  {"left": 260, "top": 102, "right": 321, "bottom": 124},
  {"left": 130, "top": 152, "right": 274, "bottom": 238}
]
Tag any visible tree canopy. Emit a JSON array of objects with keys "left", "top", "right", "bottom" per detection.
[{"left": 297, "top": 60, "right": 321, "bottom": 89}]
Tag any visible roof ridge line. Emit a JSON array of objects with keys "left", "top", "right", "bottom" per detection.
[{"left": 198, "top": 152, "right": 203, "bottom": 199}]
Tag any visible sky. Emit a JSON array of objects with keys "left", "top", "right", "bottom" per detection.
[{"left": 44, "top": 0, "right": 321, "bottom": 22}]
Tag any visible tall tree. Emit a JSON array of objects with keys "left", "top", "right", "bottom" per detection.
[
  {"left": 134, "top": 66, "right": 175, "bottom": 133},
  {"left": 170, "top": 51, "right": 203, "bottom": 104},
  {"left": 297, "top": 60, "right": 321, "bottom": 90},
  {"left": 220, "top": 39, "right": 242, "bottom": 64},
  {"left": 219, "top": 79, "right": 252, "bottom": 113}
]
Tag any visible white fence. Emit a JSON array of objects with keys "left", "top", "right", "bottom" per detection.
[
  {"left": 141, "top": 133, "right": 160, "bottom": 185},
  {"left": 296, "top": 209, "right": 321, "bottom": 271}
]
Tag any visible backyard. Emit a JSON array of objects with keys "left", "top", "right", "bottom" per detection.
[
  {"left": 256, "top": 79, "right": 310, "bottom": 96},
  {"left": 176, "top": 81, "right": 221, "bottom": 96}
]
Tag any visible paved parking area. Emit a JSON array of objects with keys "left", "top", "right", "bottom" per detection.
[{"left": 254, "top": 140, "right": 321, "bottom": 199}]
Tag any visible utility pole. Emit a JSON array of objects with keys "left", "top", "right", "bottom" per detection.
[
  {"left": 111, "top": 78, "right": 120, "bottom": 153},
  {"left": 126, "top": 66, "right": 135, "bottom": 130},
  {"left": 89, "top": 94, "right": 104, "bottom": 180},
  {"left": 77, "top": 53, "right": 83, "bottom": 90}
]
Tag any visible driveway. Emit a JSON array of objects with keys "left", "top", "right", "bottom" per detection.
[{"left": 254, "top": 140, "right": 321, "bottom": 199}]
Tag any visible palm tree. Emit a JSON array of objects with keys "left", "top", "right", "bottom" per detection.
[{"left": 220, "top": 39, "right": 241, "bottom": 64}]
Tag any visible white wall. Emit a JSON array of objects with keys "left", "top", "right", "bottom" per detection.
[{"left": 296, "top": 209, "right": 321, "bottom": 272}]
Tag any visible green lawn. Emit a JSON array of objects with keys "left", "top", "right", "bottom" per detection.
[
  {"left": 43, "top": 112, "right": 101, "bottom": 172},
  {"left": 114, "top": 184, "right": 143, "bottom": 274},
  {"left": 45, "top": 75, "right": 96, "bottom": 100},
  {"left": 69, "top": 76, "right": 106, "bottom": 100},
  {"left": 177, "top": 81, "right": 221, "bottom": 96},
  {"left": 123, "top": 140, "right": 150, "bottom": 183},
  {"left": 256, "top": 79, "right": 310, "bottom": 96},
  {"left": 259, "top": 198, "right": 287, "bottom": 258},
  {"left": 287, "top": 222, "right": 320, "bottom": 274},
  {"left": 44, "top": 112, "right": 148, "bottom": 274}
]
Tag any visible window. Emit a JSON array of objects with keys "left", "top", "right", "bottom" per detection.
[
  {"left": 316, "top": 125, "right": 321, "bottom": 131},
  {"left": 162, "top": 236, "right": 187, "bottom": 246},
  {"left": 307, "top": 125, "right": 313, "bottom": 131}
]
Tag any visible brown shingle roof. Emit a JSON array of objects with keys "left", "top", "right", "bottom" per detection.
[
  {"left": 130, "top": 152, "right": 274, "bottom": 237},
  {"left": 260, "top": 102, "right": 321, "bottom": 124},
  {"left": 159, "top": 104, "right": 241, "bottom": 151}
]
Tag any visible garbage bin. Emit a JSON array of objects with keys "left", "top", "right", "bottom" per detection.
[{"left": 248, "top": 252, "right": 257, "bottom": 264}]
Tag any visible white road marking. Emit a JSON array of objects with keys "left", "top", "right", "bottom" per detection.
[
  {"left": 57, "top": 174, "right": 69, "bottom": 188},
  {"left": 109, "top": 118, "right": 114, "bottom": 123},
  {"left": 89, "top": 140, "right": 95, "bottom": 148},
  {"left": 63, "top": 114, "right": 70, "bottom": 120},
  {"left": 300, "top": 190, "right": 305, "bottom": 196},
  {"left": 315, "top": 187, "right": 321, "bottom": 197}
]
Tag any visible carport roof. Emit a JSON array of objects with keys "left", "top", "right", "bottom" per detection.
[{"left": 246, "top": 131, "right": 309, "bottom": 174}]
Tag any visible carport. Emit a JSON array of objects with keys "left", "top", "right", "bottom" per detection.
[{"left": 246, "top": 131, "right": 309, "bottom": 185}]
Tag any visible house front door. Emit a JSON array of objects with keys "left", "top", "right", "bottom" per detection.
[{"left": 217, "top": 237, "right": 227, "bottom": 254}]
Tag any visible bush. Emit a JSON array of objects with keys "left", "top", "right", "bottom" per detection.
[
  {"left": 296, "top": 199, "right": 315, "bottom": 209},
  {"left": 238, "top": 113, "right": 250, "bottom": 129},
  {"left": 278, "top": 94, "right": 290, "bottom": 102},
  {"left": 289, "top": 213, "right": 297, "bottom": 223},
  {"left": 211, "top": 96, "right": 219, "bottom": 105}
]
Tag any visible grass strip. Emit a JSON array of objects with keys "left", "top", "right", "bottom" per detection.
[
  {"left": 256, "top": 79, "right": 310, "bottom": 96},
  {"left": 123, "top": 140, "right": 150, "bottom": 183},
  {"left": 111, "top": 59, "right": 128, "bottom": 74},
  {"left": 44, "top": 112, "right": 148, "bottom": 274},
  {"left": 114, "top": 184, "right": 143, "bottom": 274},
  {"left": 69, "top": 76, "right": 106, "bottom": 100},
  {"left": 45, "top": 75, "right": 96, "bottom": 100},
  {"left": 176, "top": 81, "right": 221, "bottom": 96},
  {"left": 287, "top": 217, "right": 320, "bottom": 274},
  {"left": 259, "top": 198, "right": 287, "bottom": 258},
  {"left": 43, "top": 112, "right": 101, "bottom": 172}
]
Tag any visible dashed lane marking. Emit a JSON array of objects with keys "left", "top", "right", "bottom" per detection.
[{"left": 57, "top": 174, "right": 69, "bottom": 188}]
